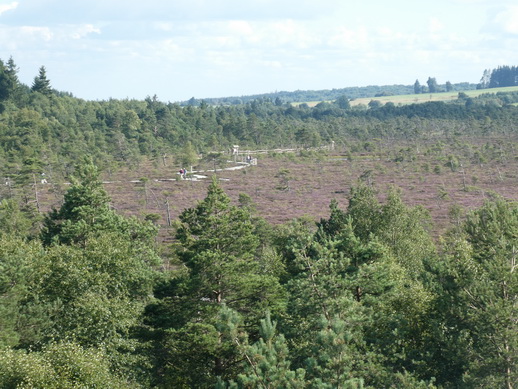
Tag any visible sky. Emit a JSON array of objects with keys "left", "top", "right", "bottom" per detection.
[{"left": 0, "top": 0, "right": 517, "bottom": 102}]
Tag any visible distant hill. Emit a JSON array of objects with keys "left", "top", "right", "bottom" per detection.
[{"left": 181, "top": 82, "right": 477, "bottom": 106}]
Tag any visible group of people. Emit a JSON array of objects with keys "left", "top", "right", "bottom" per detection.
[{"left": 178, "top": 168, "right": 188, "bottom": 179}]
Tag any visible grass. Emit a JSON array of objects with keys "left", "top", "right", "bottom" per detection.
[{"left": 300, "top": 85, "right": 518, "bottom": 107}]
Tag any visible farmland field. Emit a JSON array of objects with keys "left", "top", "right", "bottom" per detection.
[{"left": 302, "top": 85, "right": 518, "bottom": 107}]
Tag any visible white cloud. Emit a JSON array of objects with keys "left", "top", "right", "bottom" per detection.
[
  {"left": 227, "top": 20, "right": 254, "bottom": 36},
  {"left": 2, "top": 0, "right": 516, "bottom": 101},
  {"left": 494, "top": 6, "right": 518, "bottom": 34},
  {"left": 329, "top": 26, "right": 370, "bottom": 50},
  {"left": 20, "top": 26, "right": 53, "bottom": 42},
  {"left": 0, "top": 1, "right": 18, "bottom": 16},
  {"left": 70, "top": 24, "right": 101, "bottom": 39},
  {"left": 429, "top": 18, "right": 444, "bottom": 34}
]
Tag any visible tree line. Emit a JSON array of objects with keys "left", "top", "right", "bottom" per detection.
[
  {"left": 0, "top": 58, "right": 516, "bottom": 174},
  {"left": 478, "top": 66, "right": 518, "bottom": 89},
  {"left": 181, "top": 82, "right": 475, "bottom": 106}
]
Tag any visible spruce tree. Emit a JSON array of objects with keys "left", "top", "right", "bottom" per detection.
[{"left": 31, "top": 65, "right": 52, "bottom": 96}]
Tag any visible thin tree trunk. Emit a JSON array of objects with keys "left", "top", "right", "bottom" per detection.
[
  {"left": 32, "top": 174, "right": 40, "bottom": 213},
  {"left": 165, "top": 199, "right": 171, "bottom": 226}
]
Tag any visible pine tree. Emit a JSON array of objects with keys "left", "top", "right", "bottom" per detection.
[
  {"left": 31, "top": 65, "right": 52, "bottom": 96},
  {"left": 40, "top": 160, "right": 157, "bottom": 248},
  {"left": 442, "top": 199, "right": 518, "bottom": 388},
  {"left": 148, "top": 177, "right": 285, "bottom": 386},
  {"left": 232, "top": 312, "right": 306, "bottom": 388},
  {"left": 305, "top": 315, "right": 365, "bottom": 389},
  {"left": 292, "top": 190, "right": 438, "bottom": 385},
  {"left": 0, "top": 59, "right": 14, "bottom": 102},
  {"left": 173, "top": 176, "right": 285, "bottom": 319}
]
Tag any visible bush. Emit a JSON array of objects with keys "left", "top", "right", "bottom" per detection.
[{"left": 0, "top": 343, "right": 128, "bottom": 388}]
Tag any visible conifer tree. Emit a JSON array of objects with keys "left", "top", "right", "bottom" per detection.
[
  {"left": 286, "top": 190, "right": 437, "bottom": 385},
  {"left": 440, "top": 198, "right": 517, "bottom": 388},
  {"left": 305, "top": 316, "right": 365, "bottom": 389},
  {"left": 231, "top": 312, "right": 306, "bottom": 388},
  {"left": 173, "top": 176, "right": 285, "bottom": 319},
  {"left": 31, "top": 66, "right": 52, "bottom": 96},
  {"left": 0, "top": 59, "right": 14, "bottom": 102},
  {"left": 149, "top": 177, "right": 285, "bottom": 386},
  {"left": 40, "top": 160, "right": 157, "bottom": 248}
]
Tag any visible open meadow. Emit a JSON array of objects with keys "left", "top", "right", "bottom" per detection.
[{"left": 303, "top": 85, "right": 518, "bottom": 107}]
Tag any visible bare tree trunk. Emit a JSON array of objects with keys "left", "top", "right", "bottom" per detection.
[
  {"left": 32, "top": 174, "right": 40, "bottom": 213},
  {"left": 466, "top": 164, "right": 468, "bottom": 192},
  {"left": 165, "top": 199, "right": 172, "bottom": 227}
]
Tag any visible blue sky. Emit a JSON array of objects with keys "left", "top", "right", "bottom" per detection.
[{"left": 0, "top": 0, "right": 517, "bottom": 102}]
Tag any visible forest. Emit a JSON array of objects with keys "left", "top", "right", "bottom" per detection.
[{"left": 0, "top": 57, "right": 517, "bottom": 388}]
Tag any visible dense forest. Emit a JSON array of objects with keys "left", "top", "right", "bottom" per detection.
[
  {"left": 478, "top": 66, "right": 518, "bottom": 89},
  {"left": 180, "top": 82, "right": 477, "bottom": 106},
  {"left": 0, "top": 57, "right": 517, "bottom": 388}
]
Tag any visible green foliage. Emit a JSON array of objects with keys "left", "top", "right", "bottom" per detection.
[
  {"left": 0, "top": 342, "right": 129, "bottom": 388},
  {"left": 41, "top": 160, "right": 158, "bottom": 250},
  {"left": 454, "top": 199, "right": 517, "bottom": 387},
  {"left": 30, "top": 235, "right": 156, "bottom": 345},
  {"left": 1, "top": 56, "right": 518, "bottom": 387},
  {"left": 0, "top": 59, "right": 16, "bottom": 105},
  {"left": 0, "top": 55, "right": 513, "bottom": 180},
  {"left": 488, "top": 65, "right": 518, "bottom": 88},
  {"left": 0, "top": 199, "right": 33, "bottom": 237},
  {"left": 177, "top": 141, "right": 198, "bottom": 168},
  {"left": 427, "top": 77, "right": 438, "bottom": 93},
  {"left": 31, "top": 66, "right": 52, "bottom": 96},
  {"left": 230, "top": 312, "right": 306, "bottom": 388},
  {"left": 275, "top": 168, "right": 293, "bottom": 191},
  {"left": 335, "top": 95, "right": 351, "bottom": 109},
  {"left": 173, "top": 177, "right": 284, "bottom": 320},
  {"left": 148, "top": 178, "right": 285, "bottom": 386},
  {"left": 276, "top": 187, "right": 439, "bottom": 386},
  {"left": 0, "top": 236, "right": 45, "bottom": 349},
  {"left": 344, "top": 185, "right": 436, "bottom": 277},
  {"left": 305, "top": 316, "right": 365, "bottom": 389}
]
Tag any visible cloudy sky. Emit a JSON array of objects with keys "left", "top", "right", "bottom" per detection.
[{"left": 0, "top": 0, "right": 517, "bottom": 102}]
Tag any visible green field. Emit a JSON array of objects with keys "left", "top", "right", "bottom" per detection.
[{"left": 303, "top": 85, "right": 518, "bottom": 107}]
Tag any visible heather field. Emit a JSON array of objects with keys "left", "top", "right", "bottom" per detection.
[{"left": 36, "top": 137, "right": 518, "bottom": 240}]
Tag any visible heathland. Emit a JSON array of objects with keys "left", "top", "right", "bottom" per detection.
[{"left": 0, "top": 59, "right": 517, "bottom": 388}]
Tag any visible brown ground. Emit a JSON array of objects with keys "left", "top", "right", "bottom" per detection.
[{"left": 36, "top": 141, "right": 518, "bottom": 242}]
